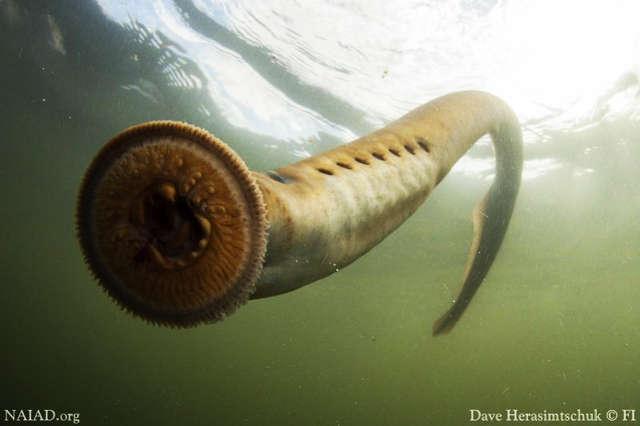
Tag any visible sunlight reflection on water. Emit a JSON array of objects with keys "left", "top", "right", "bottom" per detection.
[{"left": 94, "top": 0, "right": 640, "bottom": 184}]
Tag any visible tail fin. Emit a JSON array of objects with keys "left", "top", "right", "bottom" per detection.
[{"left": 432, "top": 94, "right": 523, "bottom": 336}]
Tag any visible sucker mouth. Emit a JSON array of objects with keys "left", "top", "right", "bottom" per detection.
[{"left": 76, "top": 120, "right": 268, "bottom": 327}]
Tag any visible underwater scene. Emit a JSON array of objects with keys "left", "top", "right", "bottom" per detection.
[{"left": 1, "top": 0, "right": 639, "bottom": 425}]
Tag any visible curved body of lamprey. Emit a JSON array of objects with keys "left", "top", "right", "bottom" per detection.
[{"left": 76, "top": 90, "right": 523, "bottom": 336}]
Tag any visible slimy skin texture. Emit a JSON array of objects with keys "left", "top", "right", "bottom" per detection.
[{"left": 77, "top": 91, "right": 522, "bottom": 335}]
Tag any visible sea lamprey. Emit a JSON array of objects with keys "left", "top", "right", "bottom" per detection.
[{"left": 76, "top": 90, "right": 523, "bottom": 335}]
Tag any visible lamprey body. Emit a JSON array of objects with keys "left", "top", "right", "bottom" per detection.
[{"left": 77, "top": 91, "right": 523, "bottom": 335}]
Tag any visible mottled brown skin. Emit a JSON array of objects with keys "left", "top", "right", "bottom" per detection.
[
  {"left": 77, "top": 91, "right": 522, "bottom": 335},
  {"left": 251, "top": 91, "right": 523, "bottom": 335}
]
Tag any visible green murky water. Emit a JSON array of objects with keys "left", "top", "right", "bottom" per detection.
[{"left": 1, "top": 1, "right": 638, "bottom": 425}]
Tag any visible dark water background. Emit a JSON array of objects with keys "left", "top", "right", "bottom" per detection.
[{"left": 1, "top": 1, "right": 638, "bottom": 424}]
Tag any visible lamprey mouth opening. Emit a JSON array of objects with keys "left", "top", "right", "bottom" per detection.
[
  {"left": 76, "top": 121, "right": 267, "bottom": 327},
  {"left": 129, "top": 182, "right": 211, "bottom": 269}
]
